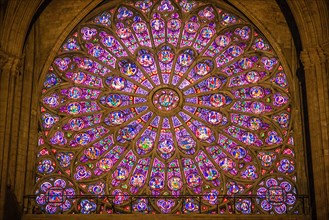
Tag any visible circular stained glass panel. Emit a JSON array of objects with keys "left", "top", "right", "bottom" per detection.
[{"left": 37, "top": 0, "right": 297, "bottom": 215}]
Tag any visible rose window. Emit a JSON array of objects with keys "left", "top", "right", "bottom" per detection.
[{"left": 36, "top": 0, "right": 299, "bottom": 215}]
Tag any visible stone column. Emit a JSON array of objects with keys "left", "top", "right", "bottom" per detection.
[
  {"left": 0, "top": 49, "right": 22, "bottom": 220},
  {"left": 300, "top": 45, "right": 329, "bottom": 219}
]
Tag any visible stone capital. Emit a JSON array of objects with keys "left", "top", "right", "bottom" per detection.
[
  {"left": 300, "top": 46, "right": 326, "bottom": 69},
  {"left": 0, "top": 49, "right": 22, "bottom": 77}
]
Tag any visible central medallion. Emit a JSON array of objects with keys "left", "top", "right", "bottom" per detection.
[{"left": 152, "top": 88, "right": 180, "bottom": 111}]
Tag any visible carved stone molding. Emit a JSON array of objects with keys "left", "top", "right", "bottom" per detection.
[
  {"left": 0, "top": 49, "right": 22, "bottom": 77},
  {"left": 321, "top": 41, "right": 329, "bottom": 62},
  {"left": 300, "top": 46, "right": 327, "bottom": 69},
  {"left": 0, "top": 49, "right": 9, "bottom": 67}
]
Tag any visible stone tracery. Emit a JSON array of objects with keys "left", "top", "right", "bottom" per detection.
[{"left": 35, "top": 0, "right": 298, "bottom": 214}]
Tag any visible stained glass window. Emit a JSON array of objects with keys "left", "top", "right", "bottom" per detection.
[{"left": 35, "top": 0, "right": 298, "bottom": 215}]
